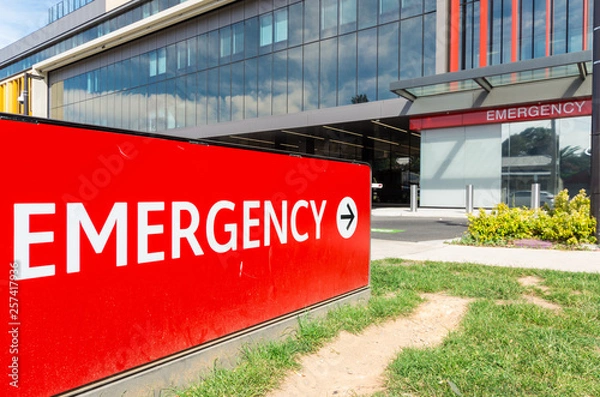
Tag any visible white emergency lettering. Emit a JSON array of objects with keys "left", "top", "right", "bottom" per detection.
[
  {"left": 13, "top": 199, "right": 328, "bottom": 280},
  {"left": 14, "top": 203, "right": 56, "bottom": 280},
  {"left": 67, "top": 202, "right": 127, "bottom": 273}
]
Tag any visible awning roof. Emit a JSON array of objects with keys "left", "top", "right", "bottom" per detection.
[{"left": 390, "top": 50, "right": 592, "bottom": 102}]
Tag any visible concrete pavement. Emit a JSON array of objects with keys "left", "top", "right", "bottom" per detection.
[{"left": 371, "top": 207, "right": 600, "bottom": 273}]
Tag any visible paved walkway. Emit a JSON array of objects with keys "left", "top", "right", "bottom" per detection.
[{"left": 371, "top": 207, "right": 600, "bottom": 273}]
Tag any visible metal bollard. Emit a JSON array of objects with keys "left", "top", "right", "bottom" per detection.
[
  {"left": 410, "top": 184, "right": 418, "bottom": 212},
  {"left": 531, "top": 183, "right": 540, "bottom": 209},
  {"left": 465, "top": 184, "right": 474, "bottom": 213}
]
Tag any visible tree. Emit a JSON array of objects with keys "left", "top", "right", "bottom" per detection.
[
  {"left": 501, "top": 126, "right": 555, "bottom": 157},
  {"left": 351, "top": 94, "right": 369, "bottom": 104}
]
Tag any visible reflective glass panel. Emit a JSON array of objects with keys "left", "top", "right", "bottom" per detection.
[
  {"left": 303, "top": 42, "right": 319, "bottom": 110},
  {"left": 220, "top": 26, "right": 232, "bottom": 61},
  {"left": 274, "top": 9, "right": 288, "bottom": 43},
  {"left": 338, "top": 33, "right": 357, "bottom": 105},
  {"left": 378, "top": 23, "right": 398, "bottom": 100},
  {"left": 175, "top": 76, "right": 186, "bottom": 128},
  {"left": 568, "top": 0, "right": 584, "bottom": 52},
  {"left": 553, "top": 0, "right": 567, "bottom": 54},
  {"left": 197, "top": 71, "right": 208, "bottom": 125},
  {"left": 245, "top": 58, "right": 258, "bottom": 119},
  {"left": 357, "top": 28, "right": 377, "bottom": 101},
  {"left": 185, "top": 73, "right": 197, "bottom": 127},
  {"left": 423, "top": 12, "right": 436, "bottom": 76},
  {"left": 321, "top": 0, "right": 338, "bottom": 38},
  {"left": 273, "top": 50, "right": 288, "bottom": 115},
  {"left": 288, "top": 2, "right": 304, "bottom": 46},
  {"left": 260, "top": 13, "right": 274, "bottom": 47},
  {"left": 401, "top": 0, "right": 422, "bottom": 18},
  {"left": 245, "top": 17, "right": 259, "bottom": 58},
  {"left": 258, "top": 54, "right": 272, "bottom": 117},
  {"left": 207, "top": 68, "right": 219, "bottom": 124},
  {"left": 288, "top": 46, "right": 303, "bottom": 113},
  {"left": 358, "top": 0, "right": 377, "bottom": 29},
  {"left": 219, "top": 65, "right": 231, "bottom": 122},
  {"left": 379, "top": 0, "right": 399, "bottom": 23},
  {"left": 339, "top": 0, "right": 357, "bottom": 33},
  {"left": 400, "top": 16, "right": 422, "bottom": 79},
  {"left": 304, "top": 0, "right": 319, "bottom": 42},
  {"left": 232, "top": 23, "right": 244, "bottom": 61},
  {"left": 231, "top": 61, "right": 244, "bottom": 121},
  {"left": 320, "top": 37, "right": 337, "bottom": 108}
]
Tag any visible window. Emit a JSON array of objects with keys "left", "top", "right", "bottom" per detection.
[
  {"left": 340, "top": 0, "right": 357, "bottom": 33},
  {"left": 378, "top": 23, "right": 398, "bottom": 100},
  {"left": 401, "top": 0, "right": 423, "bottom": 18},
  {"left": 304, "top": 0, "right": 320, "bottom": 42},
  {"left": 152, "top": 48, "right": 166, "bottom": 76},
  {"left": 568, "top": 0, "right": 584, "bottom": 52},
  {"left": 320, "top": 38, "right": 338, "bottom": 107},
  {"left": 380, "top": 0, "right": 399, "bottom": 23},
  {"left": 358, "top": 0, "right": 378, "bottom": 29},
  {"left": 220, "top": 26, "right": 232, "bottom": 59},
  {"left": 553, "top": 0, "right": 567, "bottom": 54},
  {"left": 274, "top": 9, "right": 288, "bottom": 43},
  {"left": 338, "top": 33, "right": 357, "bottom": 105},
  {"left": 245, "top": 18, "right": 259, "bottom": 58},
  {"left": 289, "top": 3, "right": 303, "bottom": 46},
  {"left": 232, "top": 22, "right": 244, "bottom": 61},
  {"left": 177, "top": 39, "right": 195, "bottom": 70},
  {"left": 321, "top": 0, "right": 338, "bottom": 37},
  {"left": 400, "top": 17, "right": 422, "bottom": 79},
  {"left": 260, "top": 14, "right": 273, "bottom": 47},
  {"left": 149, "top": 51, "right": 158, "bottom": 77},
  {"left": 357, "top": 28, "right": 377, "bottom": 102},
  {"left": 148, "top": 48, "right": 167, "bottom": 77}
]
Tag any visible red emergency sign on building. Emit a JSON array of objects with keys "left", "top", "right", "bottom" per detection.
[
  {"left": 410, "top": 98, "right": 592, "bottom": 130},
  {"left": 0, "top": 116, "right": 371, "bottom": 396}
]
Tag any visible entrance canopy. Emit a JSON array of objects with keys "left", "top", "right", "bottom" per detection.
[{"left": 390, "top": 51, "right": 591, "bottom": 102}]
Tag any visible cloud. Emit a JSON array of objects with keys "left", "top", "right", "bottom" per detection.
[{"left": 0, "top": 0, "right": 58, "bottom": 49}]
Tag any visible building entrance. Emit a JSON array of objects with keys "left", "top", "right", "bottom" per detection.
[{"left": 208, "top": 116, "right": 420, "bottom": 205}]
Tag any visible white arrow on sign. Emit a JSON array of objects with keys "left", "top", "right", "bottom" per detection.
[{"left": 336, "top": 197, "right": 358, "bottom": 239}]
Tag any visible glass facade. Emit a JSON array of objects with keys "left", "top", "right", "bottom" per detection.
[
  {"left": 502, "top": 116, "right": 591, "bottom": 206},
  {"left": 210, "top": 119, "right": 419, "bottom": 204},
  {"left": 49, "top": 0, "right": 437, "bottom": 132},
  {"left": 48, "top": 0, "right": 95, "bottom": 24},
  {"left": 459, "top": 0, "right": 592, "bottom": 70},
  {"left": 420, "top": 115, "right": 591, "bottom": 208},
  {"left": 0, "top": 0, "right": 190, "bottom": 80}
]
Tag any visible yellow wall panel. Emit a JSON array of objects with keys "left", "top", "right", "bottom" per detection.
[{"left": 0, "top": 76, "right": 26, "bottom": 115}]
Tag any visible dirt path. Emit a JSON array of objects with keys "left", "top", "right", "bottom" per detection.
[{"left": 268, "top": 293, "right": 473, "bottom": 397}]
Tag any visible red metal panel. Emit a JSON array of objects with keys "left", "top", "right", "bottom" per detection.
[
  {"left": 512, "top": 0, "right": 519, "bottom": 61},
  {"left": 0, "top": 119, "right": 371, "bottom": 396},
  {"left": 546, "top": 0, "right": 551, "bottom": 56},
  {"left": 410, "top": 98, "right": 592, "bottom": 130},
  {"left": 450, "top": 0, "right": 461, "bottom": 72},
  {"left": 480, "top": 0, "right": 489, "bottom": 67},
  {"left": 583, "top": 0, "right": 589, "bottom": 50}
]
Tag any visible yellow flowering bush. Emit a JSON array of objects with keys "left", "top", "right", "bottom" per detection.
[{"left": 466, "top": 189, "right": 596, "bottom": 246}]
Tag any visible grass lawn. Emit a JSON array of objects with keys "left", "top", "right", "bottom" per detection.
[{"left": 177, "top": 260, "right": 600, "bottom": 397}]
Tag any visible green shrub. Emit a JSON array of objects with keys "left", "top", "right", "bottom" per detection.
[
  {"left": 467, "top": 204, "right": 535, "bottom": 244},
  {"left": 466, "top": 189, "right": 597, "bottom": 246},
  {"left": 536, "top": 189, "right": 597, "bottom": 245}
]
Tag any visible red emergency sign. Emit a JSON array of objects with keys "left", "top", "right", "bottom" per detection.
[
  {"left": 0, "top": 116, "right": 370, "bottom": 396},
  {"left": 410, "top": 98, "right": 592, "bottom": 130}
]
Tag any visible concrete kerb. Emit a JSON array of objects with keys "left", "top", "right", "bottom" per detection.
[
  {"left": 372, "top": 207, "right": 473, "bottom": 219},
  {"left": 371, "top": 207, "right": 600, "bottom": 274},
  {"left": 371, "top": 238, "right": 600, "bottom": 274}
]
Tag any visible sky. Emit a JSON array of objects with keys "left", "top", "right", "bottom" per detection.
[{"left": 0, "top": 0, "right": 58, "bottom": 49}]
